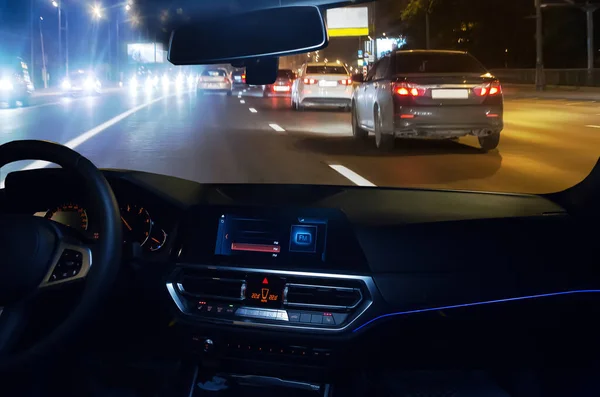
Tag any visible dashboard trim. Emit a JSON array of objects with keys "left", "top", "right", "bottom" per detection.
[
  {"left": 167, "top": 264, "right": 378, "bottom": 333},
  {"left": 353, "top": 289, "right": 600, "bottom": 333}
]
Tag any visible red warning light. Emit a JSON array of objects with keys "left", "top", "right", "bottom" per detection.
[{"left": 262, "top": 277, "right": 269, "bottom": 285}]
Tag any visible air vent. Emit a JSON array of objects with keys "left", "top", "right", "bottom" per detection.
[
  {"left": 177, "top": 276, "right": 245, "bottom": 301},
  {"left": 284, "top": 284, "right": 362, "bottom": 309}
]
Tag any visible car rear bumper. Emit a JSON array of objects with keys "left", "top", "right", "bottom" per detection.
[
  {"left": 394, "top": 105, "right": 503, "bottom": 138},
  {"left": 300, "top": 97, "right": 351, "bottom": 108}
]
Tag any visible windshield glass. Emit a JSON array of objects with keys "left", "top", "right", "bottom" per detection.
[
  {"left": 306, "top": 65, "right": 347, "bottom": 74},
  {"left": 277, "top": 70, "right": 294, "bottom": 79},
  {"left": 395, "top": 52, "right": 487, "bottom": 74},
  {"left": 1, "top": 0, "right": 598, "bottom": 196},
  {"left": 202, "top": 69, "right": 227, "bottom": 77}
]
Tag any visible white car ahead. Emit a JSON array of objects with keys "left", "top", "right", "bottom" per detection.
[
  {"left": 291, "top": 62, "right": 352, "bottom": 111},
  {"left": 197, "top": 68, "right": 233, "bottom": 95}
]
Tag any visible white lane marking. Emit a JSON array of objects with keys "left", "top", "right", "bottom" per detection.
[
  {"left": 585, "top": 125, "right": 600, "bottom": 128},
  {"left": 269, "top": 123, "right": 285, "bottom": 132},
  {"left": 240, "top": 100, "right": 245, "bottom": 104},
  {"left": 19, "top": 95, "right": 171, "bottom": 173},
  {"left": 243, "top": 89, "right": 247, "bottom": 92},
  {"left": 328, "top": 164, "right": 376, "bottom": 187},
  {"left": 249, "top": 108, "right": 257, "bottom": 113},
  {"left": 238, "top": 91, "right": 243, "bottom": 95}
]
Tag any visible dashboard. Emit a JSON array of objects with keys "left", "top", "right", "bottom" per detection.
[{"left": 2, "top": 167, "right": 600, "bottom": 376}]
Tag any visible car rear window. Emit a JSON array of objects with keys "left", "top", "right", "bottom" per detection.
[
  {"left": 395, "top": 53, "right": 487, "bottom": 74},
  {"left": 306, "top": 65, "right": 347, "bottom": 75},
  {"left": 202, "top": 69, "right": 227, "bottom": 77},
  {"left": 277, "top": 70, "right": 294, "bottom": 79}
]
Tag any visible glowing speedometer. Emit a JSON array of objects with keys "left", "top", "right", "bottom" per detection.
[{"left": 45, "top": 203, "right": 89, "bottom": 232}]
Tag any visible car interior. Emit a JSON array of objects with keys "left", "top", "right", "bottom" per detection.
[{"left": 1, "top": 2, "right": 600, "bottom": 397}]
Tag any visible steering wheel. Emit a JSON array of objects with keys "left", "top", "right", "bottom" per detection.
[{"left": 0, "top": 140, "right": 122, "bottom": 372}]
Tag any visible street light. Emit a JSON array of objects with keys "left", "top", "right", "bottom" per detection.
[
  {"left": 51, "top": 1, "right": 58, "bottom": 7},
  {"left": 91, "top": 4, "right": 103, "bottom": 19}
]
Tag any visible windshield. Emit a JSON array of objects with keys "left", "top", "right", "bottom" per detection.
[
  {"left": 277, "top": 70, "right": 294, "bottom": 79},
  {"left": 1, "top": 0, "right": 598, "bottom": 196},
  {"left": 395, "top": 52, "right": 487, "bottom": 74},
  {"left": 202, "top": 69, "right": 227, "bottom": 77},
  {"left": 306, "top": 65, "right": 348, "bottom": 75}
]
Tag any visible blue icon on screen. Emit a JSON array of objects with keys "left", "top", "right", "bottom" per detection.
[
  {"left": 296, "top": 233, "right": 312, "bottom": 245},
  {"left": 289, "top": 225, "right": 317, "bottom": 253}
]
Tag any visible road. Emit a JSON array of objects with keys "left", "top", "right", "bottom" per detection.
[{"left": 1, "top": 87, "right": 599, "bottom": 194}]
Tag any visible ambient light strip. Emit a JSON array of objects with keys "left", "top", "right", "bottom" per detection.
[{"left": 353, "top": 289, "right": 600, "bottom": 333}]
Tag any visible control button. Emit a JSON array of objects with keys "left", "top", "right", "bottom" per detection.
[
  {"left": 288, "top": 312, "right": 301, "bottom": 322},
  {"left": 203, "top": 339, "right": 214, "bottom": 353},
  {"left": 313, "top": 348, "right": 332, "bottom": 358},
  {"left": 322, "top": 315, "right": 335, "bottom": 326},
  {"left": 332, "top": 312, "right": 348, "bottom": 325},
  {"left": 246, "top": 309, "right": 260, "bottom": 317},
  {"left": 277, "top": 311, "right": 289, "bottom": 321},
  {"left": 206, "top": 305, "right": 214, "bottom": 313},
  {"left": 226, "top": 306, "right": 236, "bottom": 314},
  {"left": 289, "top": 346, "right": 308, "bottom": 356},
  {"left": 236, "top": 308, "right": 247, "bottom": 316},
  {"left": 310, "top": 314, "right": 323, "bottom": 324},
  {"left": 267, "top": 311, "right": 277, "bottom": 319},
  {"left": 197, "top": 304, "right": 206, "bottom": 312},
  {"left": 216, "top": 306, "right": 224, "bottom": 314},
  {"left": 300, "top": 313, "right": 311, "bottom": 323}
]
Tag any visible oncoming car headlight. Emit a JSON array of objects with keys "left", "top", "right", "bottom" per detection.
[
  {"left": 0, "top": 79, "right": 14, "bottom": 91},
  {"left": 61, "top": 79, "right": 72, "bottom": 90}
]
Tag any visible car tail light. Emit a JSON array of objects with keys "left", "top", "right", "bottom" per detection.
[
  {"left": 392, "top": 82, "right": 425, "bottom": 97},
  {"left": 339, "top": 78, "right": 352, "bottom": 85},
  {"left": 241, "top": 74, "right": 246, "bottom": 83},
  {"left": 304, "top": 78, "right": 317, "bottom": 85},
  {"left": 474, "top": 80, "right": 502, "bottom": 96}
]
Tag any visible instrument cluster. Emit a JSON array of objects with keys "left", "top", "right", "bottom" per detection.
[{"left": 39, "top": 202, "right": 168, "bottom": 252}]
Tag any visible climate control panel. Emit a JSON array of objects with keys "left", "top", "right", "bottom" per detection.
[{"left": 166, "top": 265, "right": 375, "bottom": 333}]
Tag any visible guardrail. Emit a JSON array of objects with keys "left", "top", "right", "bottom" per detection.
[{"left": 491, "top": 69, "right": 600, "bottom": 87}]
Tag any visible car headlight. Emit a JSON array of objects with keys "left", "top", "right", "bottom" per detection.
[
  {"left": 83, "top": 78, "right": 95, "bottom": 90},
  {"left": 0, "top": 79, "right": 13, "bottom": 91},
  {"left": 61, "top": 79, "right": 72, "bottom": 90},
  {"left": 130, "top": 77, "right": 138, "bottom": 88}
]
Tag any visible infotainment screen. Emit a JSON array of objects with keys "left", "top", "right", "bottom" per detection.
[{"left": 214, "top": 214, "right": 328, "bottom": 262}]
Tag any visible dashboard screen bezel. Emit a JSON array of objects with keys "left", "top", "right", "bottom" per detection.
[{"left": 175, "top": 205, "right": 370, "bottom": 273}]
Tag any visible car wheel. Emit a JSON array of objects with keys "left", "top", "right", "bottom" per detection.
[
  {"left": 263, "top": 90, "right": 269, "bottom": 98},
  {"left": 20, "top": 95, "right": 31, "bottom": 107},
  {"left": 478, "top": 131, "right": 500, "bottom": 152},
  {"left": 352, "top": 104, "right": 368, "bottom": 141},
  {"left": 374, "top": 107, "right": 394, "bottom": 151}
]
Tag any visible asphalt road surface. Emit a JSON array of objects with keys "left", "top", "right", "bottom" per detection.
[{"left": 1, "top": 86, "right": 599, "bottom": 194}]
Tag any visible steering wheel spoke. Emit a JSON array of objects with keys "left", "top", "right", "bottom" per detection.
[{"left": 39, "top": 242, "right": 93, "bottom": 288}]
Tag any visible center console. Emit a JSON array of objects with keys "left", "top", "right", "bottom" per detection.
[
  {"left": 165, "top": 205, "right": 378, "bottom": 388},
  {"left": 167, "top": 206, "right": 376, "bottom": 335}
]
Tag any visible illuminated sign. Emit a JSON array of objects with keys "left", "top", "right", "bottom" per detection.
[
  {"left": 127, "top": 43, "right": 166, "bottom": 64},
  {"left": 326, "top": 7, "right": 369, "bottom": 37}
]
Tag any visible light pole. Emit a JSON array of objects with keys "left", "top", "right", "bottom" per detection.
[
  {"left": 51, "top": 1, "right": 68, "bottom": 78},
  {"left": 39, "top": 17, "right": 48, "bottom": 88},
  {"left": 535, "top": 0, "right": 544, "bottom": 91}
]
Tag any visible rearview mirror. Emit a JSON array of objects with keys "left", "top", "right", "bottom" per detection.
[
  {"left": 246, "top": 58, "right": 279, "bottom": 85},
  {"left": 168, "top": 6, "right": 328, "bottom": 65}
]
